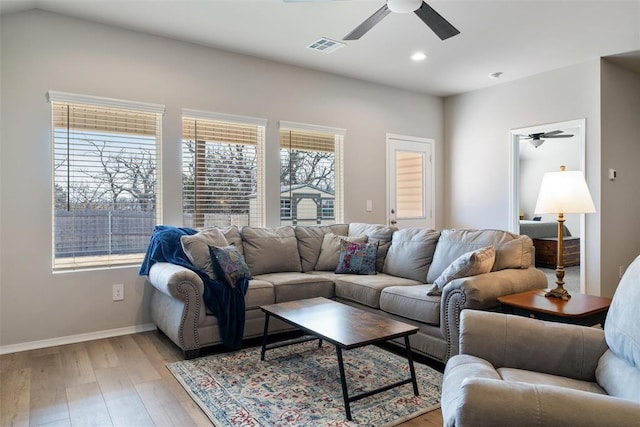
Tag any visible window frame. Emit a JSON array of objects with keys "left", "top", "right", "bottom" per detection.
[
  {"left": 181, "top": 109, "right": 267, "bottom": 229},
  {"left": 47, "top": 91, "right": 165, "bottom": 271},
  {"left": 279, "top": 121, "right": 345, "bottom": 226}
]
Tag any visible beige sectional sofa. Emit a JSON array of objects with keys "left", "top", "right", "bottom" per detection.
[{"left": 146, "top": 223, "right": 547, "bottom": 361}]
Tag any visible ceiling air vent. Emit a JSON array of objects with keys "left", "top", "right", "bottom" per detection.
[{"left": 307, "top": 37, "right": 345, "bottom": 54}]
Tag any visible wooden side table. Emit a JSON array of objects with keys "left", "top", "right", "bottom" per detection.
[{"left": 497, "top": 289, "right": 611, "bottom": 327}]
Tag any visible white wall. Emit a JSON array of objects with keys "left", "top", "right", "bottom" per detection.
[
  {"left": 443, "top": 61, "right": 603, "bottom": 294},
  {"left": 600, "top": 59, "right": 640, "bottom": 296},
  {"left": 0, "top": 10, "right": 443, "bottom": 349}
]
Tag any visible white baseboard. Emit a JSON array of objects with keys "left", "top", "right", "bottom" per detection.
[{"left": 0, "top": 323, "right": 157, "bottom": 355}]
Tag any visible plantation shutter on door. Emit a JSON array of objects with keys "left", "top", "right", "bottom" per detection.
[{"left": 395, "top": 151, "right": 424, "bottom": 218}]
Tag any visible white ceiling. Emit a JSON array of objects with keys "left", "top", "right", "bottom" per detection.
[{"left": 1, "top": 0, "right": 639, "bottom": 96}]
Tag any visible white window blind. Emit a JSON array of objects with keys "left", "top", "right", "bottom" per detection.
[
  {"left": 182, "top": 110, "right": 266, "bottom": 229},
  {"left": 396, "top": 151, "right": 424, "bottom": 218},
  {"left": 279, "top": 122, "right": 344, "bottom": 226},
  {"left": 48, "top": 91, "right": 164, "bottom": 270}
]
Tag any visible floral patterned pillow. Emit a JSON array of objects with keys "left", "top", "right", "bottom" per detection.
[
  {"left": 335, "top": 239, "right": 379, "bottom": 275},
  {"left": 208, "top": 245, "right": 252, "bottom": 287}
]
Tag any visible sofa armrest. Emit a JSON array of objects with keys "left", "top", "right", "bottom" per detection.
[
  {"left": 459, "top": 310, "right": 608, "bottom": 381},
  {"left": 443, "top": 267, "right": 547, "bottom": 311},
  {"left": 147, "top": 262, "right": 205, "bottom": 301},
  {"left": 440, "top": 267, "right": 547, "bottom": 361},
  {"left": 443, "top": 377, "right": 640, "bottom": 427},
  {"left": 147, "top": 262, "right": 207, "bottom": 355}
]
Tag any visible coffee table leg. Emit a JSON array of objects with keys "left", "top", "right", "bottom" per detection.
[
  {"left": 260, "top": 313, "right": 270, "bottom": 361},
  {"left": 404, "top": 335, "right": 419, "bottom": 396},
  {"left": 336, "top": 346, "right": 352, "bottom": 421}
]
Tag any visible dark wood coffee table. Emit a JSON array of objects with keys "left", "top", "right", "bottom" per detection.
[
  {"left": 498, "top": 289, "right": 611, "bottom": 326},
  {"left": 260, "top": 297, "right": 419, "bottom": 421}
]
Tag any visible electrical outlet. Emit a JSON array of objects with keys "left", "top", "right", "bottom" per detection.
[{"left": 112, "top": 284, "right": 124, "bottom": 301}]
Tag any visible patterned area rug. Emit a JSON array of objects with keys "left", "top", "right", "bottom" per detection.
[{"left": 167, "top": 340, "right": 443, "bottom": 426}]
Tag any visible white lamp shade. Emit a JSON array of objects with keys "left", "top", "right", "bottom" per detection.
[{"left": 535, "top": 170, "right": 596, "bottom": 214}]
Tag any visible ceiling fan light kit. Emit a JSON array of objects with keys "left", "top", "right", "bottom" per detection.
[
  {"left": 387, "top": 0, "right": 422, "bottom": 13},
  {"left": 530, "top": 139, "right": 545, "bottom": 148}
]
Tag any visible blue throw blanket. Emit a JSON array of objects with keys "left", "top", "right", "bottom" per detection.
[{"left": 139, "top": 225, "right": 249, "bottom": 349}]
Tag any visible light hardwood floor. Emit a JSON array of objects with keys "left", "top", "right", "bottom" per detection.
[{"left": 0, "top": 331, "right": 444, "bottom": 426}]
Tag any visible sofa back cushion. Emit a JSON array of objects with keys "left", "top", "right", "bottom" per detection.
[
  {"left": 241, "top": 226, "right": 301, "bottom": 275},
  {"left": 295, "top": 224, "right": 349, "bottom": 272},
  {"left": 180, "top": 228, "right": 229, "bottom": 280},
  {"left": 315, "top": 233, "right": 368, "bottom": 271},
  {"left": 220, "top": 225, "right": 244, "bottom": 255},
  {"left": 348, "top": 223, "right": 397, "bottom": 272},
  {"left": 426, "top": 229, "right": 534, "bottom": 283},
  {"left": 383, "top": 228, "right": 440, "bottom": 282}
]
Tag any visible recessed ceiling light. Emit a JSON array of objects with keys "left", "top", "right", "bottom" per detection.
[
  {"left": 488, "top": 71, "right": 503, "bottom": 79},
  {"left": 411, "top": 52, "right": 427, "bottom": 61}
]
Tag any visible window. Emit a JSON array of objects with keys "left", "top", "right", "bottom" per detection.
[
  {"left": 321, "top": 199, "right": 334, "bottom": 219},
  {"left": 279, "top": 122, "right": 344, "bottom": 226},
  {"left": 182, "top": 110, "right": 266, "bottom": 229},
  {"left": 280, "top": 199, "right": 292, "bottom": 219},
  {"left": 48, "top": 91, "right": 164, "bottom": 270}
]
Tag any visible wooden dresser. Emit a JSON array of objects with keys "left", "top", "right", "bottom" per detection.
[{"left": 533, "top": 237, "right": 580, "bottom": 268}]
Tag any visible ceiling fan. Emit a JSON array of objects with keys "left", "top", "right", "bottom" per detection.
[
  {"left": 284, "top": 0, "right": 460, "bottom": 41},
  {"left": 521, "top": 130, "right": 574, "bottom": 148}
]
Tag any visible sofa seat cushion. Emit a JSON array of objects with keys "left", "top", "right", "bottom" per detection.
[
  {"left": 334, "top": 273, "right": 421, "bottom": 309},
  {"left": 204, "top": 279, "right": 274, "bottom": 314},
  {"left": 380, "top": 285, "right": 441, "bottom": 325},
  {"left": 497, "top": 368, "right": 607, "bottom": 395},
  {"left": 245, "top": 279, "right": 275, "bottom": 310},
  {"left": 254, "top": 272, "right": 334, "bottom": 303}
]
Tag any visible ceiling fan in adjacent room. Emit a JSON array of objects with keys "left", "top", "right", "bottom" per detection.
[
  {"left": 284, "top": 0, "right": 460, "bottom": 41},
  {"left": 521, "top": 130, "right": 574, "bottom": 148}
]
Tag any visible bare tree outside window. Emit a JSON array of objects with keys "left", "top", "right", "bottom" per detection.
[{"left": 51, "top": 98, "right": 162, "bottom": 269}]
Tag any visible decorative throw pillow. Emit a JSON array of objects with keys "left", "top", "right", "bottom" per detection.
[
  {"left": 208, "top": 245, "right": 252, "bottom": 288},
  {"left": 180, "top": 228, "right": 229, "bottom": 279},
  {"left": 335, "top": 239, "right": 379, "bottom": 275},
  {"left": 315, "top": 233, "right": 368, "bottom": 271},
  {"left": 429, "top": 246, "right": 496, "bottom": 296}
]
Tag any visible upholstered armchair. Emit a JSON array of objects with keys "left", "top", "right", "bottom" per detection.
[{"left": 441, "top": 254, "right": 640, "bottom": 426}]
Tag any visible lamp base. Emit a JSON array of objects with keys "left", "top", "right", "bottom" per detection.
[{"left": 545, "top": 286, "right": 571, "bottom": 301}]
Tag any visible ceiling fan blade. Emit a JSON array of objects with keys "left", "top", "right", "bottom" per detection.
[
  {"left": 343, "top": 4, "right": 391, "bottom": 40},
  {"left": 545, "top": 134, "right": 574, "bottom": 138},
  {"left": 414, "top": 1, "right": 460, "bottom": 40},
  {"left": 542, "top": 130, "right": 564, "bottom": 136}
]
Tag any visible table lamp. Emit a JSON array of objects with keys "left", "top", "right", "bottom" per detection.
[{"left": 534, "top": 166, "right": 596, "bottom": 300}]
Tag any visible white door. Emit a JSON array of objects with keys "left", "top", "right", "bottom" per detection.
[{"left": 387, "top": 134, "right": 434, "bottom": 229}]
